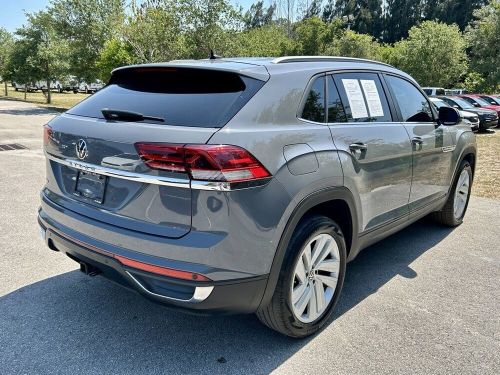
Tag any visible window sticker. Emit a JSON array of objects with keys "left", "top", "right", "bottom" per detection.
[
  {"left": 341, "top": 79, "right": 368, "bottom": 118},
  {"left": 360, "top": 80, "right": 384, "bottom": 117}
]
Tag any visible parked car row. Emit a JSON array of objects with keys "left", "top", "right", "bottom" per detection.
[
  {"left": 428, "top": 93, "right": 500, "bottom": 131},
  {"left": 12, "top": 78, "right": 104, "bottom": 94}
]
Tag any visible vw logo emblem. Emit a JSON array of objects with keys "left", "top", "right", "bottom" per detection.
[{"left": 75, "top": 139, "right": 88, "bottom": 160}]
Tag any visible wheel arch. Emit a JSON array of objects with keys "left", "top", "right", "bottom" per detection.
[{"left": 258, "top": 186, "right": 359, "bottom": 310}]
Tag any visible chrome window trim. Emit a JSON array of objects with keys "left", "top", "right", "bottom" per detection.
[{"left": 45, "top": 152, "right": 270, "bottom": 192}]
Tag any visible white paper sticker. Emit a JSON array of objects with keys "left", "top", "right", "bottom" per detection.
[
  {"left": 342, "top": 79, "right": 368, "bottom": 118},
  {"left": 360, "top": 79, "right": 384, "bottom": 117}
]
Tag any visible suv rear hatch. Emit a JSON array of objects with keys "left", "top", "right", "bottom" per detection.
[{"left": 43, "top": 64, "right": 268, "bottom": 238}]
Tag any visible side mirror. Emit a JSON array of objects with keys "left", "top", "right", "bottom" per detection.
[
  {"left": 438, "top": 106, "right": 460, "bottom": 126},
  {"left": 473, "top": 102, "right": 480, "bottom": 107},
  {"left": 453, "top": 105, "right": 459, "bottom": 109}
]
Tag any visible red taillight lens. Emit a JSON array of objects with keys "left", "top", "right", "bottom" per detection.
[
  {"left": 135, "top": 143, "right": 271, "bottom": 183},
  {"left": 43, "top": 124, "right": 53, "bottom": 146}
]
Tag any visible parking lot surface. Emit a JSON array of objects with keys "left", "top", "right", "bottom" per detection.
[{"left": 0, "top": 99, "right": 499, "bottom": 374}]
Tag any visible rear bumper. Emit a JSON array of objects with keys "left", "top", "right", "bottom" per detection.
[{"left": 38, "top": 212, "right": 268, "bottom": 315}]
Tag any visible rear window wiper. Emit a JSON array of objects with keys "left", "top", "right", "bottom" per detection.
[{"left": 101, "top": 108, "right": 165, "bottom": 123}]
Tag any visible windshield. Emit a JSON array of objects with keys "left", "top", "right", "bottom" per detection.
[
  {"left": 470, "top": 96, "right": 491, "bottom": 106},
  {"left": 430, "top": 99, "right": 449, "bottom": 108},
  {"left": 449, "top": 97, "right": 475, "bottom": 109},
  {"left": 481, "top": 96, "right": 500, "bottom": 105}
]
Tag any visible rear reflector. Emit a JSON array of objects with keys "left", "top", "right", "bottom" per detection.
[
  {"left": 135, "top": 143, "right": 271, "bottom": 183},
  {"left": 43, "top": 124, "right": 53, "bottom": 146},
  {"left": 115, "top": 255, "right": 210, "bottom": 281}
]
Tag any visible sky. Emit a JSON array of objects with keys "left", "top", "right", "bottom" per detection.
[{"left": 0, "top": 0, "right": 258, "bottom": 33}]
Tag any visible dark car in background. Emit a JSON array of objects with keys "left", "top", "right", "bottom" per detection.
[
  {"left": 438, "top": 96, "right": 498, "bottom": 131},
  {"left": 479, "top": 95, "right": 500, "bottom": 106},
  {"left": 459, "top": 94, "right": 500, "bottom": 116},
  {"left": 429, "top": 97, "right": 479, "bottom": 131}
]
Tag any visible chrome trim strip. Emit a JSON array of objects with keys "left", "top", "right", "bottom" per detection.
[
  {"left": 46, "top": 152, "right": 272, "bottom": 191},
  {"left": 45, "top": 152, "right": 271, "bottom": 191},
  {"left": 126, "top": 271, "right": 214, "bottom": 303}
]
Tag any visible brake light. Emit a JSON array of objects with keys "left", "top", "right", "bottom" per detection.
[
  {"left": 43, "top": 124, "right": 53, "bottom": 146},
  {"left": 135, "top": 143, "right": 271, "bottom": 183}
]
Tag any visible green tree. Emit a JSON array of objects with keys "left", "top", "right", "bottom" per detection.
[
  {"left": 424, "top": 1, "right": 488, "bottom": 31},
  {"left": 293, "top": 16, "right": 343, "bottom": 55},
  {"left": 0, "top": 28, "right": 14, "bottom": 96},
  {"left": 385, "top": 0, "right": 423, "bottom": 42},
  {"left": 227, "top": 25, "right": 295, "bottom": 56},
  {"left": 466, "top": 0, "right": 500, "bottom": 92},
  {"left": 323, "top": 0, "right": 383, "bottom": 38},
  {"left": 123, "top": 1, "right": 188, "bottom": 63},
  {"left": 324, "top": 30, "right": 382, "bottom": 60},
  {"left": 96, "top": 38, "right": 134, "bottom": 81},
  {"left": 244, "top": 1, "right": 276, "bottom": 29},
  {"left": 393, "top": 21, "right": 468, "bottom": 87},
  {"left": 50, "top": 0, "right": 125, "bottom": 82},
  {"left": 13, "top": 11, "right": 70, "bottom": 104}
]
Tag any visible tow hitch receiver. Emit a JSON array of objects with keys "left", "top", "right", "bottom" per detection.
[{"left": 80, "top": 262, "right": 101, "bottom": 276}]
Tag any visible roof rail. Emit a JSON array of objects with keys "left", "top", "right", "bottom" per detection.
[{"left": 271, "top": 56, "right": 394, "bottom": 68}]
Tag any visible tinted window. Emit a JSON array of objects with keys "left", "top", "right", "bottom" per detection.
[
  {"left": 67, "top": 68, "right": 264, "bottom": 127},
  {"left": 435, "top": 89, "right": 445, "bottom": 95},
  {"left": 443, "top": 97, "right": 475, "bottom": 110},
  {"left": 327, "top": 76, "right": 347, "bottom": 123},
  {"left": 385, "top": 75, "right": 433, "bottom": 122},
  {"left": 423, "top": 88, "right": 432, "bottom": 95},
  {"left": 333, "top": 72, "right": 392, "bottom": 122},
  {"left": 301, "top": 76, "right": 326, "bottom": 122}
]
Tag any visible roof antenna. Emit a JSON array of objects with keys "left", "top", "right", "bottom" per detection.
[{"left": 209, "top": 49, "right": 220, "bottom": 60}]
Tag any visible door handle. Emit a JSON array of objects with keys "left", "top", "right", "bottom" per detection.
[
  {"left": 349, "top": 143, "right": 367, "bottom": 152},
  {"left": 411, "top": 137, "right": 423, "bottom": 145}
]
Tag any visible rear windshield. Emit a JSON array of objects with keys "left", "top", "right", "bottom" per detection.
[{"left": 67, "top": 68, "right": 265, "bottom": 127}]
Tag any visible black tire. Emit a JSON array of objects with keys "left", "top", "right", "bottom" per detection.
[
  {"left": 256, "top": 215, "right": 347, "bottom": 338},
  {"left": 432, "top": 160, "right": 472, "bottom": 226}
]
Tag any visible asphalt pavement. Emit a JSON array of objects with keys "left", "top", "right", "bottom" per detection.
[{"left": 0, "top": 99, "right": 499, "bottom": 374}]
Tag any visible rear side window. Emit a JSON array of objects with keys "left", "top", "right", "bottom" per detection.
[
  {"left": 332, "top": 72, "right": 392, "bottom": 122},
  {"left": 435, "top": 89, "right": 445, "bottom": 95},
  {"left": 385, "top": 75, "right": 434, "bottom": 122},
  {"left": 67, "top": 68, "right": 265, "bottom": 127},
  {"left": 327, "top": 76, "right": 347, "bottom": 123},
  {"left": 301, "top": 76, "right": 326, "bottom": 122}
]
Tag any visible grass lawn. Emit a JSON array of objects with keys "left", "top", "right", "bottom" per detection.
[
  {"left": 0, "top": 84, "right": 87, "bottom": 110},
  {"left": 473, "top": 129, "right": 500, "bottom": 200}
]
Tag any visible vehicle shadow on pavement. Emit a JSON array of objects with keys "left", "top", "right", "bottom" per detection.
[
  {"left": 0, "top": 106, "right": 62, "bottom": 116},
  {"left": 0, "top": 219, "right": 453, "bottom": 375}
]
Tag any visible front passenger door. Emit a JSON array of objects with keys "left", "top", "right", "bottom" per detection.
[{"left": 384, "top": 75, "right": 454, "bottom": 211}]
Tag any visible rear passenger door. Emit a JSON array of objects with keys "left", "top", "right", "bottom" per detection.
[
  {"left": 384, "top": 75, "right": 454, "bottom": 211},
  {"left": 327, "top": 72, "right": 413, "bottom": 232}
]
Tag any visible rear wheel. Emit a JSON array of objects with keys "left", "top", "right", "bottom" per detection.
[
  {"left": 257, "top": 215, "right": 346, "bottom": 338},
  {"left": 433, "top": 160, "right": 472, "bottom": 226}
]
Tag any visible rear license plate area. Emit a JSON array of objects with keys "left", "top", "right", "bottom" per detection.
[{"left": 75, "top": 171, "right": 107, "bottom": 204}]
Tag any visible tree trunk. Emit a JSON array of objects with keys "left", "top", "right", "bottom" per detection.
[
  {"left": 4, "top": 81, "right": 7, "bottom": 97},
  {"left": 46, "top": 78, "right": 51, "bottom": 104},
  {"left": 24, "top": 85, "right": 27, "bottom": 100}
]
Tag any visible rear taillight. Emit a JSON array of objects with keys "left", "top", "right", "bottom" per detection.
[
  {"left": 43, "top": 124, "right": 53, "bottom": 146},
  {"left": 135, "top": 143, "right": 271, "bottom": 183}
]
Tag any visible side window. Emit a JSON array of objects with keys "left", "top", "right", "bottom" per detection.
[
  {"left": 385, "top": 75, "right": 434, "bottom": 122},
  {"left": 301, "top": 76, "right": 325, "bottom": 123},
  {"left": 327, "top": 76, "right": 347, "bottom": 123},
  {"left": 332, "top": 72, "right": 392, "bottom": 122}
]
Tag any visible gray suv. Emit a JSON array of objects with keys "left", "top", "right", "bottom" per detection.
[{"left": 39, "top": 57, "right": 476, "bottom": 337}]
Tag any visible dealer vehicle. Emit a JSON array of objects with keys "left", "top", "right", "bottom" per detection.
[
  {"left": 459, "top": 94, "right": 500, "bottom": 118},
  {"left": 479, "top": 95, "right": 500, "bottom": 106},
  {"left": 422, "top": 87, "right": 446, "bottom": 96},
  {"left": 39, "top": 57, "right": 476, "bottom": 337},
  {"left": 77, "top": 79, "right": 104, "bottom": 94},
  {"left": 439, "top": 95, "right": 498, "bottom": 130},
  {"left": 429, "top": 97, "right": 479, "bottom": 131}
]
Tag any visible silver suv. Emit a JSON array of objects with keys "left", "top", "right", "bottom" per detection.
[{"left": 39, "top": 57, "right": 476, "bottom": 337}]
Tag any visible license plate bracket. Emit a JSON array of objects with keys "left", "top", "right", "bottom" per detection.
[{"left": 75, "top": 171, "right": 107, "bottom": 204}]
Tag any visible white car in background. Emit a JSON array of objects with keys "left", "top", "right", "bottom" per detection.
[
  {"left": 422, "top": 87, "right": 446, "bottom": 96},
  {"left": 77, "top": 80, "right": 104, "bottom": 94},
  {"left": 429, "top": 97, "right": 479, "bottom": 131}
]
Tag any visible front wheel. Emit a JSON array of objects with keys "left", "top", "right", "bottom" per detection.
[
  {"left": 433, "top": 160, "right": 472, "bottom": 226},
  {"left": 257, "top": 215, "right": 346, "bottom": 338}
]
